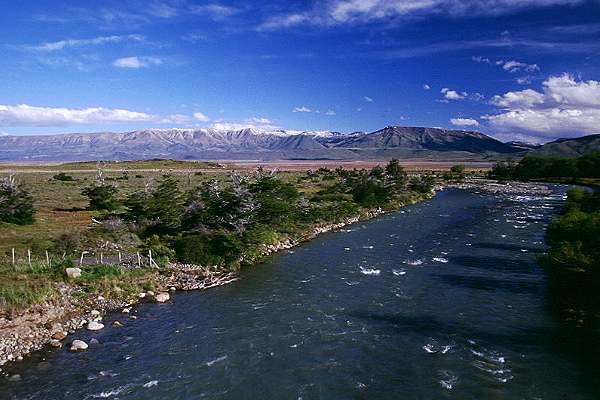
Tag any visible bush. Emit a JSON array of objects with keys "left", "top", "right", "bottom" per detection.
[
  {"left": 52, "top": 172, "right": 75, "bottom": 181},
  {"left": 82, "top": 184, "right": 119, "bottom": 211},
  {"left": 0, "top": 175, "right": 35, "bottom": 225},
  {"left": 174, "top": 231, "right": 243, "bottom": 268}
]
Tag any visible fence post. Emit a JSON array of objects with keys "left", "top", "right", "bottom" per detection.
[
  {"left": 148, "top": 250, "right": 153, "bottom": 267},
  {"left": 100, "top": 252, "right": 103, "bottom": 265},
  {"left": 12, "top": 248, "right": 15, "bottom": 266},
  {"left": 118, "top": 251, "right": 122, "bottom": 264},
  {"left": 137, "top": 252, "right": 141, "bottom": 268},
  {"left": 28, "top": 249, "right": 31, "bottom": 268},
  {"left": 80, "top": 251, "right": 85, "bottom": 266},
  {"left": 46, "top": 250, "right": 50, "bottom": 267}
]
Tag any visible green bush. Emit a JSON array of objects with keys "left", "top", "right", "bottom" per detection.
[
  {"left": 82, "top": 184, "right": 119, "bottom": 211},
  {"left": 0, "top": 175, "right": 35, "bottom": 225},
  {"left": 53, "top": 172, "right": 75, "bottom": 181}
]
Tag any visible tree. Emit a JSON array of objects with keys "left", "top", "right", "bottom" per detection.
[
  {"left": 385, "top": 159, "right": 407, "bottom": 187},
  {"left": 82, "top": 185, "right": 119, "bottom": 211},
  {"left": 0, "top": 175, "right": 35, "bottom": 225},
  {"left": 147, "top": 175, "right": 184, "bottom": 230}
]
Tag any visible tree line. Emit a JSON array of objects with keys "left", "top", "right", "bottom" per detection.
[{"left": 489, "top": 153, "right": 600, "bottom": 181}]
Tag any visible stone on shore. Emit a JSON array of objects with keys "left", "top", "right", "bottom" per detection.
[
  {"left": 51, "top": 331, "right": 67, "bottom": 341},
  {"left": 65, "top": 268, "right": 82, "bottom": 279},
  {"left": 86, "top": 321, "right": 104, "bottom": 331},
  {"left": 112, "top": 321, "right": 123, "bottom": 328},
  {"left": 49, "top": 339, "right": 62, "bottom": 348},
  {"left": 69, "top": 340, "right": 88, "bottom": 351},
  {"left": 154, "top": 292, "right": 170, "bottom": 303}
]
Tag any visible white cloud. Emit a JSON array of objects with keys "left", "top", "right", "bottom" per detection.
[
  {"left": 490, "top": 88, "right": 545, "bottom": 108},
  {"left": 193, "top": 112, "right": 210, "bottom": 122},
  {"left": 423, "top": 84, "right": 431, "bottom": 90},
  {"left": 113, "top": 56, "right": 163, "bottom": 69},
  {"left": 251, "top": 117, "right": 273, "bottom": 124},
  {"left": 325, "top": 110, "right": 336, "bottom": 116},
  {"left": 257, "top": 13, "right": 309, "bottom": 31},
  {"left": 0, "top": 131, "right": 9, "bottom": 136},
  {"left": 364, "top": 96, "right": 374, "bottom": 102},
  {"left": 259, "top": 1, "right": 583, "bottom": 30},
  {"left": 190, "top": 4, "right": 239, "bottom": 20},
  {"left": 164, "top": 114, "right": 191, "bottom": 124},
  {"left": 450, "top": 117, "right": 479, "bottom": 126},
  {"left": 441, "top": 87, "right": 467, "bottom": 100},
  {"left": 501, "top": 60, "right": 540, "bottom": 73},
  {"left": 484, "top": 73, "right": 600, "bottom": 139},
  {"left": 473, "top": 56, "right": 540, "bottom": 73},
  {"left": 0, "top": 104, "right": 157, "bottom": 127},
  {"left": 211, "top": 117, "right": 281, "bottom": 131},
  {"left": 293, "top": 106, "right": 312, "bottom": 113},
  {"left": 28, "top": 34, "right": 144, "bottom": 51}
]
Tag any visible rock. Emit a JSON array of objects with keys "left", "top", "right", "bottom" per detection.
[
  {"left": 49, "top": 339, "right": 62, "bottom": 348},
  {"left": 65, "top": 268, "right": 82, "bottom": 279},
  {"left": 89, "top": 338, "right": 100, "bottom": 345},
  {"left": 122, "top": 307, "right": 131, "bottom": 314},
  {"left": 112, "top": 321, "right": 123, "bottom": 328},
  {"left": 90, "top": 310, "right": 101, "bottom": 317},
  {"left": 86, "top": 321, "right": 104, "bottom": 331},
  {"left": 8, "top": 374, "right": 21, "bottom": 382},
  {"left": 147, "top": 291, "right": 155, "bottom": 297},
  {"left": 51, "top": 331, "right": 67, "bottom": 341},
  {"left": 154, "top": 292, "right": 170, "bottom": 303},
  {"left": 70, "top": 340, "right": 88, "bottom": 351},
  {"left": 138, "top": 293, "right": 146, "bottom": 299}
]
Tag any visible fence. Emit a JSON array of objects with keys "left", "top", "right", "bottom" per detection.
[{"left": 0, "top": 248, "right": 160, "bottom": 270}]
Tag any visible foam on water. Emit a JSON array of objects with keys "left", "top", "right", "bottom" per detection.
[{"left": 359, "top": 266, "right": 381, "bottom": 275}]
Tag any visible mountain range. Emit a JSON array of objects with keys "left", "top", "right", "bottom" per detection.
[
  {"left": 0, "top": 126, "right": 527, "bottom": 162},
  {"left": 0, "top": 126, "right": 595, "bottom": 162}
]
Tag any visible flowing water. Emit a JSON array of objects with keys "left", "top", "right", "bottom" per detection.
[{"left": 2, "top": 188, "right": 597, "bottom": 399}]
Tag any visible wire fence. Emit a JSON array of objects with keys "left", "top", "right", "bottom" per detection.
[{"left": 0, "top": 248, "right": 160, "bottom": 271}]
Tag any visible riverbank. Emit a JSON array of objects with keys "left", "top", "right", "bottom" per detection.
[{"left": 0, "top": 192, "right": 428, "bottom": 372}]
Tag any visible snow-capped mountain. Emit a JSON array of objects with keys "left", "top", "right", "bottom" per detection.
[{"left": 0, "top": 126, "right": 523, "bottom": 162}]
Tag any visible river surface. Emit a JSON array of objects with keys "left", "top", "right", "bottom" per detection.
[{"left": 2, "top": 188, "right": 596, "bottom": 399}]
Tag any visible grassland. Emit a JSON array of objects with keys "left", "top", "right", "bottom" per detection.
[{"left": 0, "top": 159, "right": 445, "bottom": 314}]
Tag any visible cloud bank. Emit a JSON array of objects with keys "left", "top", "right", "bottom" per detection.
[{"left": 484, "top": 74, "right": 600, "bottom": 140}]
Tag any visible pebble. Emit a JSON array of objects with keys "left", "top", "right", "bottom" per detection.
[
  {"left": 51, "top": 332, "right": 67, "bottom": 341},
  {"left": 65, "top": 268, "right": 82, "bottom": 279},
  {"left": 87, "top": 321, "right": 104, "bottom": 331},
  {"left": 154, "top": 293, "right": 170, "bottom": 303},
  {"left": 112, "top": 321, "right": 123, "bottom": 328},
  {"left": 69, "top": 340, "right": 88, "bottom": 351}
]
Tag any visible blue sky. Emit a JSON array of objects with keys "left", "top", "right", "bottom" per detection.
[{"left": 1, "top": 0, "right": 600, "bottom": 142}]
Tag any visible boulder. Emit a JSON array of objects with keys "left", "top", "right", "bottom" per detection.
[
  {"left": 70, "top": 340, "right": 88, "bottom": 351},
  {"left": 49, "top": 339, "right": 62, "bottom": 348},
  {"left": 112, "top": 321, "right": 123, "bottom": 328},
  {"left": 86, "top": 321, "right": 104, "bottom": 331},
  {"left": 154, "top": 292, "right": 170, "bottom": 303},
  {"left": 65, "top": 268, "right": 82, "bottom": 279}
]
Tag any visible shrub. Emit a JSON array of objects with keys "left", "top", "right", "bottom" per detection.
[
  {"left": 0, "top": 175, "right": 35, "bottom": 225},
  {"left": 52, "top": 172, "right": 75, "bottom": 181},
  {"left": 82, "top": 184, "right": 119, "bottom": 211}
]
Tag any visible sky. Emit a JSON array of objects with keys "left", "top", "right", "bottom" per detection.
[{"left": 1, "top": 0, "right": 600, "bottom": 143}]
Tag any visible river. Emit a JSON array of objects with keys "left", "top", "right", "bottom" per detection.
[{"left": 2, "top": 188, "right": 596, "bottom": 399}]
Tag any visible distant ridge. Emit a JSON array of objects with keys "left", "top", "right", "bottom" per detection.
[
  {"left": 531, "top": 134, "right": 600, "bottom": 157},
  {"left": 0, "top": 126, "right": 525, "bottom": 162}
]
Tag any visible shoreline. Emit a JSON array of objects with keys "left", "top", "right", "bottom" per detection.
[{"left": 0, "top": 193, "right": 431, "bottom": 372}]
